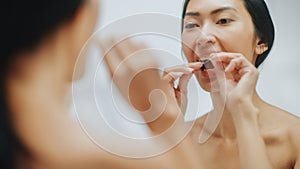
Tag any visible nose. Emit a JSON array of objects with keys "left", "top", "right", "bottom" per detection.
[
  {"left": 195, "top": 24, "right": 216, "bottom": 49},
  {"left": 196, "top": 35, "right": 216, "bottom": 47}
]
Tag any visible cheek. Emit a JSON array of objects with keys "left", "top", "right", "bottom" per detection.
[
  {"left": 182, "top": 31, "right": 199, "bottom": 62},
  {"left": 182, "top": 44, "right": 194, "bottom": 62},
  {"left": 218, "top": 30, "right": 255, "bottom": 61}
]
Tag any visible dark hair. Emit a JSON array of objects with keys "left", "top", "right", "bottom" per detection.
[
  {"left": 181, "top": 0, "right": 275, "bottom": 68},
  {"left": 0, "top": 0, "right": 84, "bottom": 168}
]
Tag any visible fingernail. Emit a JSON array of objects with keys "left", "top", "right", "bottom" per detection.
[
  {"left": 172, "top": 72, "right": 184, "bottom": 77},
  {"left": 184, "top": 68, "right": 194, "bottom": 72}
]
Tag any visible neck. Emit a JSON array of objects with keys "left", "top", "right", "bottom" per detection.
[
  {"left": 7, "top": 34, "right": 73, "bottom": 115},
  {"left": 209, "top": 91, "right": 264, "bottom": 141}
]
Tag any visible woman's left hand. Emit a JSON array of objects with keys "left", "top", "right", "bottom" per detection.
[{"left": 211, "top": 52, "right": 260, "bottom": 121}]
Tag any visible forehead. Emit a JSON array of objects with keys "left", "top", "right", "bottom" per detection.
[{"left": 186, "top": 0, "right": 246, "bottom": 14}]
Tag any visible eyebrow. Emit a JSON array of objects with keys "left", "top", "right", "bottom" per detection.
[{"left": 185, "top": 7, "right": 238, "bottom": 17}]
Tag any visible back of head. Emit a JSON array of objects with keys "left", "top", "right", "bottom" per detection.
[
  {"left": 243, "top": 0, "right": 275, "bottom": 67},
  {"left": 0, "top": 0, "right": 84, "bottom": 168}
]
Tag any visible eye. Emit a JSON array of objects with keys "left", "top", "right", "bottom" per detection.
[
  {"left": 217, "top": 18, "right": 233, "bottom": 25},
  {"left": 184, "top": 23, "right": 199, "bottom": 29}
]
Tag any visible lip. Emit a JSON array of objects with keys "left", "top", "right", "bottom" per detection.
[
  {"left": 193, "top": 50, "right": 218, "bottom": 77},
  {"left": 192, "top": 48, "right": 220, "bottom": 79},
  {"left": 193, "top": 50, "right": 219, "bottom": 62}
]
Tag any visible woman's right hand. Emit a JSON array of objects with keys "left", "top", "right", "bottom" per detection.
[{"left": 162, "top": 62, "right": 203, "bottom": 114}]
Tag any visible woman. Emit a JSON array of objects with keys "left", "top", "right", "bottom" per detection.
[
  {"left": 0, "top": 0, "right": 204, "bottom": 168},
  {"left": 103, "top": 0, "right": 300, "bottom": 168},
  {"left": 166, "top": 0, "right": 300, "bottom": 168}
]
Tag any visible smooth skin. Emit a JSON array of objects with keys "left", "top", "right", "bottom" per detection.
[
  {"left": 7, "top": 0, "right": 300, "bottom": 168},
  {"left": 166, "top": 0, "right": 300, "bottom": 168},
  {"left": 102, "top": 0, "right": 300, "bottom": 168}
]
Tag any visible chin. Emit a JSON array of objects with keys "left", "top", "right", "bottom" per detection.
[
  {"left": 197, "top": 78, "right": 226, "bottom": 94},
  {"left": 194, "top": 73, "right": 211, "bottom": 92},
  {"left": 195, "top": 70, "right": 225, "bottom": 93},
  {"left": 196, "top": 78, "right": 212, "bottom": 92},
  {"left": 200, "top": 84, "right": 212, "bottom": 93}
]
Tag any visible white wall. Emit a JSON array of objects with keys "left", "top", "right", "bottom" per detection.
[{"left": 258, "top": 0, "right": 300, "bottom": 116}]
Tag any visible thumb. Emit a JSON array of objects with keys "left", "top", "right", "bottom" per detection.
[{"left": 178, "top": 73, "right": 193, "bottom": 94}]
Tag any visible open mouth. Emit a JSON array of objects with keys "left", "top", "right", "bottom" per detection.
[
  {"left": 193, "top": 58, "right": 217, "bottom": 79},
  {"left": 200, "top": 59, "right": 214, "bottom": 71}
]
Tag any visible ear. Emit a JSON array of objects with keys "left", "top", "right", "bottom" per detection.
[{"left": 255, "top": 41, "right": 268, "bottom": 55}]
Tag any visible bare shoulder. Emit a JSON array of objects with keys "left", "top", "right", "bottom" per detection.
[
  {"left": 263, "top": 105, "right": 300, "bottom": 147},
  {"left": 258, "top": 106, "right": 300, "bottom": 167},
  {"left": 261, "top": 103, "right": 300, "bottom": 131},
  {"left": 288, "top": 122, "right": 300, "bottom": 150},
  {"left": 286, "top": 121, "right": 300, "bottom": 168},
  {"left": 259, "top": 104, "right": 299, "bottom": 145}
]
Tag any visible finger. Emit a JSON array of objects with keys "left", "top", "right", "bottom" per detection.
[
  {"left": 225, "top": 58, "right": 240, "bottom": 73},
  {"left": 178, "top": 73, "right": 193, "bottom": 94},
  {"left": 127, "top": 39, "right": 148, "bottom": 52},
  {"left": 111, "top": 38, "right": 134, "bottom": 60},
  {"left": 164, "top": 67, "right": 194, "bottom": 76},
  {"left": 175, "top": 74, "right": 193, "bottom": 115},
  {"left": 162, "top": 72, "right": 184, "bottom": 84},
  {"left": 210, "top": 53, "right": 233, "bottom": 65},
  {"left": 210, "top": 52, "right": 242, "bottom": 66},
  {"left": 233, "top": 69, "right": 241, "bottom": 82},
  {"left": 212, "top": 52, "right": 245, "bottom": 82},
  {"left": 213, "top": 52, "right": 254, "bottom": 68},
  {"left": 210, "top": 53, "right": 245, "bottom": 72},
  {"left": 186, "top": 62, "right": 204, "bottom": 70},
  {"left": 211, "top": 52, "right": 242, "bottom": 58},
  {"left": 163, "top": 62, "right": 202, "bottom": 76},
  {"left": 114, "top": 38, "right": 149, "bottom": 60},
  {"left": 238, "top": 67, "right": 251, "bottom": 76},
  {"left": 98, "top": 39, "right": 121, "bottom": 76},
  {"left": 221, "top": 56, "right": 255, "bottom": 83},
  {"left": 226, "top": 57, "right": 252, "bottom": 74}
]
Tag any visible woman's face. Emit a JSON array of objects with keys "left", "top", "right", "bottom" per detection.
[{"left": 182, "top": 0, "right": 260, "bottom": 91}]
